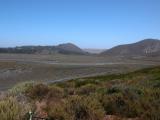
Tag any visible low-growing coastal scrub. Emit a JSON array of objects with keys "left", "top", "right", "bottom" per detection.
[
  {"left": 0, "top": 66, "right": 160, "bottom": 120},
  {"left": 0, "top": 97, "right": 31, "bottom": 120}
]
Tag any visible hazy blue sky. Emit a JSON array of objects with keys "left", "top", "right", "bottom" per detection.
[{"left": 0, "top": 0, "right": 160, "bottom": 48}]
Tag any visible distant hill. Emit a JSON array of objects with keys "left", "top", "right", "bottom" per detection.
[
  {"left": 0, "top": 43, "right": 87, "bottom": 55},
  {"left": 83, "top": 49, "right": 106, "bottom": 54},
  {"left": 56, "top": 43, "right": 86, "bottom": 54},
  {"left": 101, "top": 39, "right": 160, "bottom": 56}
]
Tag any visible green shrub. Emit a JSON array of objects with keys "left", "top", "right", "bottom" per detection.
[
  {"left": 54, "top": 81, "right": 76, "bottom": 88},
  {"left": 46, "top": 95, "right": 105, "bottom": 120},
  {"left": 9, "top": 82, "right": 34, "bottom": 96},
  {"left": 74, "top": 79, "right": 99, "bottom": 88},
  {"left": 47, "top": 85, "right": 64, "bottom": 99},
  {"left": 76, "top": 84, "right": 97, "bottom": 95},
  {"left": 63, "top": 87, "right": 76, "bottom": 96},
  {"left": 46, "top": 100, "right": 67, "bottom": 120},
  {"left": 106, "top": 85, "right": 122, "bottom": 94},
  {"left": 0, "top": 97, "right": 30, "bottom": 120},
  {"left": 99, "top": 93, "right": 143, "bottom": 118},
  {"left": 25, "top": 84, "right": 49, "bottom": 100},
  {"left": 65, "top": 95, "right": 105, "bottom": 120},
  {"left": 141, "top": 108, "right": 160, "bottom": 120}
]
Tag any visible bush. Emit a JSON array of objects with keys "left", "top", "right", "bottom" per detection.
[
  {"left": 63, "top": 87, "right": 76, "bottom": 96},
  {"left": 47, "top": 85, "right": 64, "bottom": 99},
  {"left": 0, "top": 97, "right": 30, "bottom": 120},
  {"left": 142, "top": 109, "right": 160, "bottom": 120},
  {"left": 46, "top": 100, "right": 67, "bottom": 120},
  {"left": 99, "top": 93, "right": 143, "bottom": 118},
  {"left": 65, "top": 95, "right": 105, "bottom": 120},
  {"left": 106, "top": 85, "right": 122, "bottom": 94},
  {"left": 74, "top": 79, "right": 99, "bottom": 88},
  {"left": 9, "top": 82, "right": 34, "bottom": 96},
  {"left": 25, "top": 84, "right": 49, "bottom": 100},
  {"left": 46, "top": 95, "right": 105, "bottom": 120},
  {"left": 76, "top": 84, "right": 97, "bottom": 95}
]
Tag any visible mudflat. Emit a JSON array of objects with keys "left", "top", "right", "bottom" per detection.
[{"left": 0, "top": 53, "right": 159, "bottom": 90}]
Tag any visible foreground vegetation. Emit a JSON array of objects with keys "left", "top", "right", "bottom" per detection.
[{"left": 0, "top": 66, "right": 160, "bottom": 120}]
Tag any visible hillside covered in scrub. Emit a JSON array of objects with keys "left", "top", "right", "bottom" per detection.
[
  {"left": 0, "top": 43, "right": 87, "bottom": 55},
  {"left": 0, "top": 66, "right": 160, "bottom": 120},
  {"left": 101, "top": 39, "right": 160, "bottom": 57}
]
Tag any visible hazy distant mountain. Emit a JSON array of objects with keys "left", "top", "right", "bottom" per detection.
[
  {"left": 84, "top": 49, "right": 106, "bottom": 54},
  {"left": 0, "top": 43, "right": 87, "bottom": 55},
  {"left": 101, "top": 39, "right": 160, "bottom": 56}
]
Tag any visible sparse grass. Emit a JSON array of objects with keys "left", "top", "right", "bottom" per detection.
[{"left": 0, "top": 61, "right": 17, "bottom": 69}]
